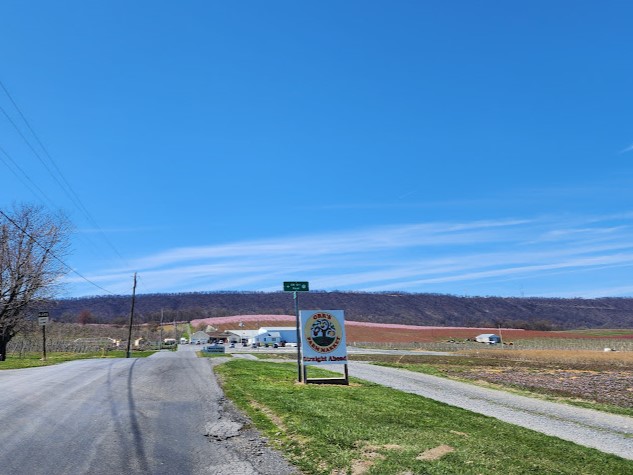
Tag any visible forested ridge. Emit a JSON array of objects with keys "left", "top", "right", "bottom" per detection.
[{"left": 47, "top": 291, "right": 633, "bottom": 330}]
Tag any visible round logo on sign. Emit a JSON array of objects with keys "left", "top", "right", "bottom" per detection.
[{"left": 304, "top": 312, "right": 343, "bottom": 353}]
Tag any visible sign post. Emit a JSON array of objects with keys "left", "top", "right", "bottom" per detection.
[
  {"left": 299, "top": 310, "right": 348, "bottom": 385},
  {"left": 38, "top": 312, "right": 49, "bottom": 361},
  {"left": 283, "top": 281, "right": 309, "bottom": 382}
]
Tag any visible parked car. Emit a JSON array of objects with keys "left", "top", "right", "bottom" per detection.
[{"left": 229, "top": 343, "right": 235, "bottom": 348}]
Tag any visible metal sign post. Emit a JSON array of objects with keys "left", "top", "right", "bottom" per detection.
[
  {"left": 38, "top": 312, "right": 49, "bottom": 361},
  {"left": 283, "top": 281, "right": 309, "bottom": 382}
]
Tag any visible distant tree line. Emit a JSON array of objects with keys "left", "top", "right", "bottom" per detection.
[{"left": 48, "top": 291, "right": 633, "bottom": 330}]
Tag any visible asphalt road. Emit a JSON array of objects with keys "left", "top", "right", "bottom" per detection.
[{"left": 0, "top": 345, "right": 297, "bottom": 475}]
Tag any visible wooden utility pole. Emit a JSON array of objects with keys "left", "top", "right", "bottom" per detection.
[
  {"left": 126, "top": 273, "right": 138, "bottom": 358},
  {"left": 159, "top": 308, "right": 164, "bottom": 349},
  {"left": 42, "top": 324, "right": 47, "bottom": 361},
  {"left": 38, "top": 312, "right": 49, "bottom": 361}
]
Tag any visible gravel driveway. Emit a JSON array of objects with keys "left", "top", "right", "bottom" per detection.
[{"left": 332, "top": 361, "right": 633, "bottom": 460}]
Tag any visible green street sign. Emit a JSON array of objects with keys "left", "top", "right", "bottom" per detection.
[{"left": 284, "top": 281, "right": 309, "bottom": 292}]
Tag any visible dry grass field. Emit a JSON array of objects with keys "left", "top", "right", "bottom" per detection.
[
  {"left": 368, "top": 349, "right": 633, "bottom": 412},
  {"left": 445, "top": 350, "right": 633, "bottom": 410}
]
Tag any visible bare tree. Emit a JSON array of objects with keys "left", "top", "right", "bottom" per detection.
[{"left": 0, "top": 204, "right": 71, "bottom": 360}]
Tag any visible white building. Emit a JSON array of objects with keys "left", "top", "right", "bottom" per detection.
[
  {"left": 190, "top": 331, "right": 210, "bottom": 344},
  {"left": 255, "top": 331, "right": 281, "bottom": 346},
  {"left": 254, "top": 327, "right": 297, "bottom": 346},
  {"left": 226, "top": 330, "right": 259, "bottom": 345},
  {"left": 225, "top": 327, "right": 299, "bottom": 346}
]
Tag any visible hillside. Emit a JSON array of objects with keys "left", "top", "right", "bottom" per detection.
[{"left": 48, "top": 291, "right": 633, "bottom": 330}]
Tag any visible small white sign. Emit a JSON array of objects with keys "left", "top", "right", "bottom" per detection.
[
  {"left": 299, "top": 310, "right": 347, "bottom": 366},
  {"left": 38, "top": 316, "right": 49, "bottom": 326}
]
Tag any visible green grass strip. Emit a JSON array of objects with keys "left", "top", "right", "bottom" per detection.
[
  {"left": 216, "top": 359, "right": 633, "bottom": 475},
  {"left": 197, "top": 351, "right": 233, "bottom": 358}
]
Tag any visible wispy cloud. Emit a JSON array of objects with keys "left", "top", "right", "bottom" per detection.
[
  {"left": 619, "top": 143, "right": 633, "bottom": 154},
  {"left": 66, "top": 214, "right": 633, "bottom": 298}
]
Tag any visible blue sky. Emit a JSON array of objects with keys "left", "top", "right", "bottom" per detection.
[{"left": 2, "top": 1, "right": 633, "bottom": 298}]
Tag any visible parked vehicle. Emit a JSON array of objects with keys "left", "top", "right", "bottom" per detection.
[{"left": 475, "top": 334, "right": 501, "bottom": 344}]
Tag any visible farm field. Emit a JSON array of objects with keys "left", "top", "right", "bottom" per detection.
[
  {"left": 191, "top": 314, "right": 633, "bottom": 344},
  {"left": 199, "top": 315, "right": 633, "bottom": 414},
  {"left": 355, "top": 350, "right": 633, "bottom": 415}
]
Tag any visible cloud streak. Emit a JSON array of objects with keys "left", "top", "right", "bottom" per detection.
[
  {"left": 66, "top": 214, "right": 633, "bottom": 298},
  {"left": 620, "top": 143, "right": 633, "bottom": 154}
]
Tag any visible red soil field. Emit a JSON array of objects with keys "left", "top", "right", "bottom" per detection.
[{"left": 189, "top": 315, "right": 633, "bottom": 343}]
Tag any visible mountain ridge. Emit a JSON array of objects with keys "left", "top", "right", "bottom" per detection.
[{"left": 49, "top": 291, "right": 633, "bottom": 330}]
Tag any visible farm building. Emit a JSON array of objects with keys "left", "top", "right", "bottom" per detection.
[
  {"left": 226, "top": 330, "right": 259, "bottom": 345},
  {"left": 225, "top": 327, "right": 298, "bottom": 346},
  {"left": 255, "top": 331, "right": 281, "bottom": 346},
  {"left": 190, "top": 331, "right": 210, "bottom": 344},
  {"left": 255, "top": 327, "right": 297, "bottom": 345}
]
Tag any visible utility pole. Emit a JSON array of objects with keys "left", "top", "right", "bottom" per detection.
[
  {"left": 159, "top": 308, "right": 164, "bottom": 349},
  {"left": 38, "top": 312, "right": 50, "bottom": 361},
  {"left": 126, "top": 273, "right": 138, "bottom": 358},
  {"left": 41, "top": 323, "right": 47, "bottom": 361}
]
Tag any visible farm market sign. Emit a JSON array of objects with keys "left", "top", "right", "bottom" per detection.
[{"left": 299, "top": 310, "right": 347, "bottom": 365}]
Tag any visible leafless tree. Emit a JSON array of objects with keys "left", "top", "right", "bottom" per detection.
[{"left": 0, "top": 204, "right": 71, "bottom": 360}]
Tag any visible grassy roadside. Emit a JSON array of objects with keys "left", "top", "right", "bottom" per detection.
[
  {"left": 0, "top": 350, "right": 159, "bottom": 369},
  {"left": 197, "top": 351, "right": 233, "bottom": 358},
  {"left": 216, "top": 359, "right": 633, "bottom": 475},
  {"left": 231, "top": 351, "right": 633, "bottom": 415}
]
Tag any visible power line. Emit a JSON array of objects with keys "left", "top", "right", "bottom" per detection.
[
  {"left": 0, "top": 144, "right": 56, "bottom": 208},
  {"left": 0, "top": 208, "right": 116, "bottom": 296},
  {"left": 0, "top": 141, "right": 119, "bottom": 269},
  {"left": 0, "top": 79, "right": 128, "bottom": 265}
]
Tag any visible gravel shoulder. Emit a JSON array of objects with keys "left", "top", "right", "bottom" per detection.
[{"left": 332, "top": 361, "right": 633, "bottom": 460}]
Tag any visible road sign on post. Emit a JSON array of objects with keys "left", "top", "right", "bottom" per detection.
[
  {"left": 283, "top": 281, "right": 309, "bottom": 383},
  {"left": 299, "top": 310, "right": 349, "bottom": 385},
  {"left": 38, "top": 312, "right": 49, "bottom": 361},
  {"left": 283, "top": 281, "right": 309, "bottom": 292}
]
